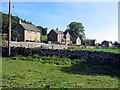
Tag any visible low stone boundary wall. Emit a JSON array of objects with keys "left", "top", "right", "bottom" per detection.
[
  {"left": 11, "top": 41, "right": 97, "bottom": 49},
  {"left": 11, "top": 41, "right": 69, "bottom": 49},
  {"left": 11, "top": 41, "right": 45, "bottom": 48}
]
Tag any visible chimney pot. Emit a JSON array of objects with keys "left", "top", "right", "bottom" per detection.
[{"left": 56, "top": 28, "right": 58, "bottom": 30}]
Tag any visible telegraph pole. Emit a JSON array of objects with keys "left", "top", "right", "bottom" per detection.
[{"left": 8, "top": 0, "right": 11, "bottom": 57}]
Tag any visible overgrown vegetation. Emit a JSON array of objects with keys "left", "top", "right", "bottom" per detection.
[
  {"left": 1, "top": 11, "right": 33, "bottom": 41},
  {"left": 41, "top": 35, "right": 48, "bottom": 43},
  {"left": 2, "top": 55, "right": 120, "bottom": 88},
  {"left": 1, "top": 11, "right": 48, "bottom": 41},
  {"left": 65, "top": 22, "right": 85, "bottom": 42}
]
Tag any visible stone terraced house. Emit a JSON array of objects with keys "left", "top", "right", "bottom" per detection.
[
  {"left": 48, "top": 28, "right": 81, "bottom": 45},
  {"left": 48, "top": 28, "right": 64, "bottom": 44}
]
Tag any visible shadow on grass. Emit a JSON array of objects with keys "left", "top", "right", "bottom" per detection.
[{"left": 61, "top": 60, "right": 120, "bottom": 78}]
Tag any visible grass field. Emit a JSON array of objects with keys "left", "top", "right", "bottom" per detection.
[
  {"left": 2, "top": 56, "right": 120, "bottom": 88},
  {"left": 68, "top": 48, "right": 120, "bottom": 54}
]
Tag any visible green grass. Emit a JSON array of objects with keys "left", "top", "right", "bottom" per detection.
[
  {"left": 2, "top": 56, "right": 120, "bottom": 88},
  {"left": 68, "top": 48, "right": 120, "bottom": 54}
]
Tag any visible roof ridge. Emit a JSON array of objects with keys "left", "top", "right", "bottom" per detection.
[
  {"left": 20, "top": 22, "right": 39, "bottom": 31},
  {"left": 21, "top": 22, "right": 36, "bottom": 26}
]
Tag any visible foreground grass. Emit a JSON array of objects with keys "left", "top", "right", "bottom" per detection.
[
  {"left": 2, "top": 56, "right": 120, "bottom": 88},
  {"left": 68, "top": 48, "right": 120, "bottom": 54}
]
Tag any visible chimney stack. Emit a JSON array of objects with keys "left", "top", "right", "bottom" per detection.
[
  {"left": 56, "top": 28, "right": 58, "bottom": 30},
  {"left": 19, "top": 19, "right": 21, "bottom": 24}
]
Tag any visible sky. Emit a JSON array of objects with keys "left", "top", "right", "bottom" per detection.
[{"left": 1, "top": 1, "right": 119, "bottom": 43}]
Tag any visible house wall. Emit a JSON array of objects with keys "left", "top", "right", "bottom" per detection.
[
  {"left": 48, "top": 30, "right": 57, "bottom": 42},
  {"left": 24, "top": 30, "right": 40, "bottom": 42},
  {"left": 76, "top": 37, "right": 81, "bottom": 45},
  {"left": 109, "top": 43, "right": 113, "bottom": 47},
  {"left": 57, "top": 34, "right": 64, "bottom": 43},
  {"left": 65, "top": 32, "right": 70, "bottom": 44},
  {"left": 15, "top": 24, "right": 24, "bottom": 41}
]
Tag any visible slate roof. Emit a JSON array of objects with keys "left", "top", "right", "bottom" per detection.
[
  {"left": 20, "top": 22, "right": 40, "bottom": 31},
  {"left": 54, "top": 30, "right": 63, "bottom": 35}
]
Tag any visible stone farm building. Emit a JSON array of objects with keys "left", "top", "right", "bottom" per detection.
[
  {"left": 48, "top": 28, "right": 81, "bottom": 45},
  {"left": 48, "top": 28, "right": 64, "bottom": 44},
  {"left": 15, "top": 20, "right": 41, "bottom": 42}
]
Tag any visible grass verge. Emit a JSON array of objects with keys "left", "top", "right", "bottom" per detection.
[{"left": 68, "top": 48, "right": 120, "bottom": 54}]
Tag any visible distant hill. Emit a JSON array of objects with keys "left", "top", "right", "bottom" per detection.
[
  {"left": 1, "top": 11, "right": 48, "bottom": 41},
  {"left": 0, "top": 11, "right": 37, "bottom": 41},
  {"left": 0, "top": 11, "right": 33, "bottom": 34}
]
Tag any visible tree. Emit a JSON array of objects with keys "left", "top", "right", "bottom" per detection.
[
  {"left": 42, "top": 28, "right": 48, "bottom": 35},
  {"left": 37, "top": 26, "right": 48, "bottom": 42},
  {"left": 37, "top": 26, "right": 48, "bottom": 35},
  {"left": 65, "top": 22, "right": 85, "bottom": 41},
  {"left": 1, "top": 11, "right": 33, "bottom": 41}
]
